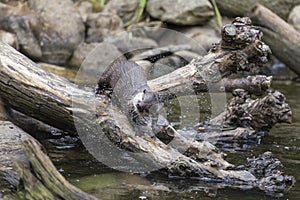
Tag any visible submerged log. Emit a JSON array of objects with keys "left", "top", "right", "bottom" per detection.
[{"left": 249, "top": 4, "right": 300, "bottom": 77}]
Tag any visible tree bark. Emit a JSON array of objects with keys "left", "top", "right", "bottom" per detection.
[
  {"left": 249, "top": 4, "right": 300, "bottom": 76},
  {"left": 150, "top": 75, "right": 272, "bottom": 102},
  {"left": 5, "top": 138, "right": 98, "bottom": 200}
]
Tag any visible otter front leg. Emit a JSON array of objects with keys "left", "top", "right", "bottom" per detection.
[{"left": 95, "top": 77, "right": 111, "bottom": 95}]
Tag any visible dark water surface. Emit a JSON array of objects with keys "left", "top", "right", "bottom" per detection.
[{"left": 41, "top": 81, "right": 300, "bottom": 200}]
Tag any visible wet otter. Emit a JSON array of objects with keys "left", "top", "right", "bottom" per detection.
[{"left": 96, "top": 60, "right": 159, "bottom": 135}]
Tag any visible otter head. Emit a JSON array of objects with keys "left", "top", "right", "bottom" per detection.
[{"left": 136, "top": 89, "right": 158, "bottom": 113}]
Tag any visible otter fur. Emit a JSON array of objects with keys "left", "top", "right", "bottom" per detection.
[{"left": 96, "top": 60, "right": 159, "bottom": 135}]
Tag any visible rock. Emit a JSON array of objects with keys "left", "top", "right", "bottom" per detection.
[
  {"left": 86, "top": 12, "right": 124, "bottom": 43},
  {"left": 76, "top": 1, "right": 93, "bottom": 23},
  {"left": 174, "top": 50, "right": 201, "bottom": 62},
  {"left": 28, "top": 0, "right": 85, "bottom": 64},
  {"left": 0, "top": 2, "right": 42, "bottom": 59},
  {"left": 104, "top": 32, "right": 158, "bottom": 56},
  {"left": 103, "top": 0, "right": 139, "bottom": 25},
  {"left": 0, "top": 30, "right": 17, "bottom": 49},
  {"left": 130, "top": 44, "right": 196, "bottom": 62},
  {"left": 216, "top": 0, "right": 300, "bottom": 21},
  {"left": 145, "top": 28, "right": 207, "bottom": 56},
  {"left": 146, "top": 0, "right": 214, "bottom": 25},
  {"left": 176, "top": 24, "right": 221, "bottom": 51},
  {"left": 69, "top": 42, "right": 99, "bottom": 67},
  {"left": 288, "top": 5, "right": 300, "bottom": 31},
  {"left": 148, "top": 55, "right": 188, "bottom": 79},
  {"left": 135, "top": 60, "right": 152, "bottom": 75},
  {"left": 76, "top": 42, "right": 124, "bottom": 87}
]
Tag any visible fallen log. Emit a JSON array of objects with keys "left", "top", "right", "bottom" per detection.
[
  {"left": 0, "top": 41, "right": 257, "bottom": 186},
  {"left": 0, "top": 121, "right": 32, "bottom": 187},
  {"left": 0, "top": 17, "right": 294, "bottom": 194},
  {"left": 222, "top": 75, "right": 271, "bottom": 95},
  {"left": 5, "top": 137, "right": 98, "bottom": 200},
  {"left": 151, "top": 75, "right": 272, "bottom": 102},
  {"left": 249, "top": 4, "right": 300, "bottom": 77}
]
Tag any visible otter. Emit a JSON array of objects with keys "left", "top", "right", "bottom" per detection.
[{"left": 96, "top": 60, "right": 159, "bottom": 136}]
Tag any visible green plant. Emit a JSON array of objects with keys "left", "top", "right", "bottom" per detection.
[
  {"left": 126, "top": 0, "right": 147, "bottom": 27},
  {"left": 90, "top": 0, "right": 106, "bottom": 11},
  {"left": 211, "top": 0, "right": 223, "bottom": 29}
]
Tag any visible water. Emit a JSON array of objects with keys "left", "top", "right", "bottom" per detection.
[{"left": 38, "top": 81, "right": 300, "bottom": 199}]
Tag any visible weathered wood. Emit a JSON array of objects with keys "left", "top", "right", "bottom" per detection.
[
  {"left": 197, "top": 90, "right": 292, "bottom": 142},
  {"left": 0, "top": 121, "right": 31, "bottom": 187},
  {"left": 222, "top": 75, "right": 271, "bottom": 95},
  {"left": 249, "top": 4, "right": 300, "bottom": 76},
  {"left": 151, "top": 75, "right": 272, "bottom": 102},
  {"left": 148, "top": 17, "right": 271, "bottom": 101},
  {"left": 0, "top": 42, "right": 85, "bottom": 133},
  {"left": 6, "top": 138, "right": 98, "bottom": 200}
]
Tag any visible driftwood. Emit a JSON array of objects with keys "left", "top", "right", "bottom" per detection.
[
  {"left": 0, "top": 17, "right": 295, "bottom": 196},
  {"left": 196, "top": 89, "right": 292, "bottom": 142},
  {"left": 222, "top": 75, "right": 271, "bottom": 95},
  {"left": 151, "top": 75, "right": 272, "bottom": 102},
  {"left": 5, "top": 138, "right": 98, "bottom": 200},
  {"left": 0, "top": 121, "right": 31, "bottom": 188},
  {"left": 0, "top": 41, "right": 255, "bottom": 183},
  {"left": 249, "top": 4, "right": 300, "bottom": 77},
  {"left": 148, "top": 17, "right": 271, "bottom": 101}
]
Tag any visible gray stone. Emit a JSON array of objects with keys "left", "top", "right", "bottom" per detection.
[
  {"left": 146, "top": 0, "right": 214, "bottom": 25},
  {"left": 104, "top": 31, "right": 158, "bottom": 55},
  {"left": 104, "top": 0, "right": 139, "bottom": 25},
  {"left": 135, "top": 60, "right": 153, "bottom": 76},
  {"left": 215, "top": 0, "right": 300, "bottom": 21},
  {"left": 0, "top": 2, "right": 42, "bottom": 59},
  {"left": 288, "top": 5, "right": 300, "bottom": 31},
  {"left": 177, "top": 25, "right": 221, "bottom": 51},
  {"left": 76, "top": 42, "right": 124, "bottom": 87},
  {"left": 69, "top": 42, "right": 99, "bottom": 67},
  {"left": 144, "top": 28, "right": 207, "bottom": 55},
  {"left": 174, "top": 50, "right": 201, "bottom": 62},
  {"left": 28, "top": 0, "right": 85, "bottom": 64},
  {"left": 86, "top": 12, "right": 124, "bottom": 43},
  {"left": 148, "top": 55, "right": 188, "bottom": 79},
  {"left": 76, "top": 1, "right": 93, "bottom": 23},
  {"left": 0, "top": 30, "right": 17, "bottom": 48}
]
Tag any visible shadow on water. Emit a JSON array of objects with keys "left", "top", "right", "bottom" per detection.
[{"left": 38, "top": 81, "right": 300, "bottom": 200}]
